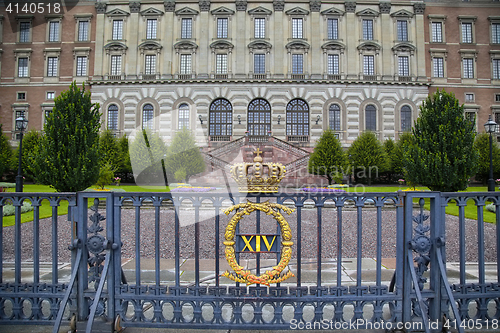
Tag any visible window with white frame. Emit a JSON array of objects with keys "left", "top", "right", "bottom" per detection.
[
  {"left": 463, "top": 58, "right": 474, "bottom": 78},
  {"left": 209, "top": 98, "right": 232, "bottom": 137},
  {"left": 76, "top": 56, "right": 87, "bottom": 76},
  {"left": 362, "top": 19, "right": 374, "bottom": 40},
  {"left": 18, "top": 58, "right": 28, "bottom": 77},
  {"left": 431, "top": 22, "right": 443, "bottom": 43},
  {"left": 329, "top": 104, "right": 341, "bottom": 131},
  {"left": 465, "top": 111, "right": 475, "bottom": 124},
  {"left": 398, "top": 56, "right": 409, "bottom": 76},
  {"left": 461, "top": 22, "right": 473, "bottom": 43},
  {"left": 19, "top": 22, "right": 30, "bottom": 42},
  {"left": 17, "top": 92, "right": 26, "bottom": 100},
  {"left": 465, "top": 93, "right": 475, "bottom": 102},
  {"left": 181, "top": 18, "right": 192, "bottom": 39},
  {"left": 254, "top": 54, "right": 265, "bottom": 74},
  {"left": 493, "top": 23, "right": 500, "bottom": 44},
  {"left": 48, "top": 21, "right": 60, "bottom": 42},
  {"left": 46, "top": 91, "right": 55, "bottom": 100},
  {"left": 180, "top": 54, "right": 192, "bottom": 74},
  {"left": 178, "top": 103, "right": 190, "bottom": 129},
  {"left": 112, "top": 20, "right": 123, "bottom": 40},
  {"left": 44, "top": 109, "right": 53, "bottom": 125},
  {"left": 286, "top": 99, "right": 309, "bottom": 137},
  {"left": 217, "top": 18, "right": 228, "bottom": 38},
  {"left": 142, "top": 104, "right": 154, "bottom": 130},
  {"left": 493, "top": 59, "right": 500, "bottom": 80},
  {"left": 78, "top": 20, "right": 89, "bottom": 41},
  {"left": 365, "top": 104, "right": 376, "bottom": 131},
  {"left": 216, "top": 54, "right": 228, "bottom": 74},
  {"left": 433, "top": 57, "right": 444, "bottom": 77},
  {"left": 292, "top": 18, "right": 303, "bottom": 39},
  {"left": 146, "top": 19, "right": 157, "bottom": 39},
  {"left": 145, "top": 55, "right": 156, "bottom": 75},
  {"left": 327, "top": 54, "right": 339, "bottom": 75},
  {"left": 327, "top": 18, "right": 338, "bottom": 40},
  {"left": 107, "top": 104, "right": 119, "bottom": 131},
  {"left": 397, "top": 20, "right": 408, "bottom": 42},
  {"left": 111, "top": 55, "right": 122, "bottom": 75},
  {"left": 292, "top": 54, "right": 303, "bottom": 74},
  {"left": 363, "top": 55, "right": 374, "bottom": 75},
  {"left": 248, "top": 99, "right": 272, "bottom": 136},
  {"left": 401, "top": 105, "right": 412, "bottom": 132},
  {"left": 47, "top": 57, "right": 58, "bottom": 76},
  {"left": 254, "top": 18, "right": 265, "bottom": 39}
]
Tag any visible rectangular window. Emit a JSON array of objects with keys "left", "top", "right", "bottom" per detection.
[
  {"left": 465, "top": 112, "right": 475, "bottom": 123},
  {"left": 112, "top": 20, "right": 123, "bottom": 40},
  {"left": 366, "top": 109, "right": 376, "bottom": 131},
  {"left": 362, "top": 19, "right": 373, "bottom": 40},
  {"left": 145, "top": 55, "right": 156, "bottom": 75},
  {"left": 327, "top": 18, "right": 338, "bottom": 40},
  {"left": 398, "top": 56, "right": 409, "bottom": 76},
  {"left": 178, "top": 107, "right": 190, "bottom": 129},
  {"left": 180, "top": 54, "right": 192, "bottom": 74},
  {"left": 17, "top": 92, "right": 26, "bottom": 100},
  {"left": 254, "top": 18, "right": 265, "bottom": 39},
  {"left": 47, "top": 57, "right": 58, "bottom": 76},
  {"left": 397, "top": 20, "right": 408, "bottom": 41},
  {"left": 76, "top": 56, "right": 87, "bottom": 76},
  {"left": 217, "top": 18, "right": 228, "bottom": 38},
  {"left": 181, "top": 18, "right": 192, "bottom": 39},
  {"left": 111, "top": 55, "right": 121, "bottom": 75},
  {"left": 493, "top": 59, "right": 500, "bottom": 80},
  {"left": 463, "top": 58, "right": 474, "bottom": 78},
  {"left": 20, "top": 22, "right": 30, "bottom": 42},
  {"left": 292, "top": 54, "right": 303, "bottom": 74},
  {"left": 493, "top": 23, "right": 500, "bottom": 44},
  {"left": 254, "top": 54, "right": 265, "bottom": 74},
  {"left": 48, "top": 21, "right": 59, "bottom": 42},
  {"left": 327, "top": 54, "right": 339, "bottom": 75},
  {"left": 496, "top": 94, "right": 500, "bottom": 102},
  {"left": 461, "top": 23, "right": 473, "bottom": 43},
  {"left": 433, "top": 57, "right": 444, "bottom": 77},
  {"left": 78, "top": 20, "right": 89, "bottom": 41},
  {"left": 465, "top": 93, "right": 474, "bottom": 102},
  {"left": 292, "top": 18, "right": 303, "bottom": 39},
  {"left": 47, "top": 91, "right": 55, "bottom": 100},
  {"left": 146, "top": 19, "right": 157, "bottom": 39},
  {"left": 431, "top": 22, "right": 443, "bottom": 42},
  {"left": 216, "top": 54, "right": 227, "bottom": 74},
  {"left": 18, "top": 58, "right": 28, "bottom": 77},
  {"left": 144, "top": 54, "right": 156, "bottom": 75},
  {"left": 363, "top": 55, "right": 374, "bottom": 75}
]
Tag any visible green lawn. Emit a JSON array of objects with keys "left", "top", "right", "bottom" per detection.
[{"left": 1, "top": 184, "right": 496, "bottom": 226}]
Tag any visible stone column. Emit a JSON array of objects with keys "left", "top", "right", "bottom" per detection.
[
  {"left": 198, "top": 0, "right": 210, "bottom": 78},
  {"left": 94, "top": 2, "right": 107, "bottom": 78},
  {"left": 379, "top": 2, "right": 392, "bottom": 80},
  {"left": 309, "top": 1, "right": 321, "bottom": 79},
  {"left": 128, "top": 2, "right": 140, "bottom": 79},
  {"left": 235, "top": 0, "right": 247, "bottom": 78},
  {"left": 273, "top": 0, "right": 284, "bottom": 78},
  {"left": 414, "top": 3, "right": 426, "bottom": 81},
  {"left": 163, "top": 0, "right": 175, "bottom": 79},
  {"left": 344, "top": 1, "right": 357, "bottom": 79}
]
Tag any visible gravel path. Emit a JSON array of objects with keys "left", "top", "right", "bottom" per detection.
[{"left": 2, "top": 204, "right": 497, "bottom": 264}]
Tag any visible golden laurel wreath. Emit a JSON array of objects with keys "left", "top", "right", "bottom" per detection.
[{"left": 222, "top": 200, "right": 295, "bottom": 286}]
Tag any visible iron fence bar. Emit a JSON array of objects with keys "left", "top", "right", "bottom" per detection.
[
  {"left": 214, "top": 200, "right": 220, "bottom": 287},
  {"left": 15, "top": 197, "right": 22, "bottom": 284},
  {"left": 77, "top": 195, "right": 89, "bottom": 321},
  {"left": 429, "top": 193, "right": 442, "bottom": 326},
  {"left": 402, "top": 191, "right": 412, "bottom": 324},
  {"left": 154, "top": 204, "right": 161, "bottom": 287},
  {"left": 395, "top": 192, "right": 404, "bottom": 322},
  {"left": 174, "top": 198, "right": 180, "bottom": 288},
  {"left": 296, "top": 201, "right": 303, "bottom": 287},
  {"left": 86, "top": 250, "right": 112, "bottom": 333},
  {"left": 497, "top": 199, "right": 500, "bottom": 282},
  {"left": 195, "top": 198, "right": 200, "bottom": 289},
  {"left": 106, "top": 192, "right": 116, "bottom": 322},
  {"left": 336, "top": 201, "right": 343, "bottom": 287},
  {"left": 33, "top": 199, "right": 40, "bottom": 284},
  {"left": 356, "top": 199, "right": 363, "bottom": 287},
  {"left": 476, "top": 199, "right": 486, "bottom": 285},
  {"left": 0, "top": 204, "right": 3, "bottom": 283},
  {"left": 113, "top": 194, "right": 124, "bottom": 320},
  {"left": 135, "top": 204, "right": 141, "bottom": 289},
  {"left": 51, "top": 203, "right": 58, "bottom": 284},
  {"left": 457, "top": 198, "right": 467, "bottom": 285},
  {"left": 375, "top": 200, "right": 382, "bottom": 286},
  {"left": 256, "top": 196, "right": 261, "bottom": 278},
  {"left": 316, "top": 200, "right": 322, "bottom": 288},
  {"left": 407, "top": 249, "right": 431, "bottom": 333}
]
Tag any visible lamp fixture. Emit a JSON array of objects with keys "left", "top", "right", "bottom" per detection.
[
  {"left": 198, "top": 114, "right": 203, "bottom": 124},
  {"left": 316, "top": 115, "right": 320, "bottom": 124},
  {"left": 277, "top": 115, "right": 281, "bottom": 124},
  {"left": 237, "top": 114, "right": 241, "bottom": 124}
]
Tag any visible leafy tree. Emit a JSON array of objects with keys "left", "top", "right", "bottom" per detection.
[
  {"left": 99, "top": 130, "right": 120, "bottom": 171},
  {"left": 381, "top": 138, "right": 397, "bottom": 183},
  {"left": 164, "top": 128, "right": 205, "bottom": 183},
  {"left": 129, "top": 129, "right": 168, "bottom": 185},
  {"left": 348, "top": 131, "right": 386, "bottom": 185},
  {"left": 117, "top": 135, "right": 132, "bottom": 174},
  {"left": 308, "top": 129, "right": 348, "bottom": 185},
  {"left": 473, "top": 133, "right": 500, "bottom": 184},
  {"left": 404, "top": 89, "right": 477, "bottom": 192},
  {"left": 96, "top": 163, "right": 115, "bottom": 189},
  {"left": 393, "top": 132, "right": 414, "bottom": 177},
  {"left": 0, "top": 125, "right": 13, "bottom": 180},
  {"left": 17, "top": 130, "right": 41, "bottom": 182},
  {"left": 32, "top": 82, "right": 101, "bottom": 192}
]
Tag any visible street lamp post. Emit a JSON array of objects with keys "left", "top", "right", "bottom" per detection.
[
  {"left": 484, "top": 115, "right": 498, "bottom": 192},
  {"left": 15, "top": 114, "right": 28, "bottom": 192}
]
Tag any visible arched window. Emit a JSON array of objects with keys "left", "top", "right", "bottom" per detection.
[
  {"left": 178, "top": 103, "right": 190, "bottom": 129},
  {"left": 286, "top": 99, "right": 309, "bottom": 138},
  {"left": 401, "top": 105, "right": 412, "bottom": 132},
  {"left": 329, "top": 104, "right": 341, "bottom": 131},
  {"left": 107, "top": 104, "right": 118, "bottom": 131},
  {"left": 248, "top": 98, "right": 271, "bottom": 136},
  {"left": 209, "top": 98, "right": 232, "bottom": 139},
  {"left": 365, "top": 104, "right": 376, "bottom": 131},
  {"left": 142, "top": 103, "right": 154, "bottom": 130}
]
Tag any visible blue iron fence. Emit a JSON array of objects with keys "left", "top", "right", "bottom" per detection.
[{"left": 0, "top": 191, "right": 498, "bottom": 332}]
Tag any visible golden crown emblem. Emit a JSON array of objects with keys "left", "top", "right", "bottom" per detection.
[{"left": 230, "top": 148, "right": 286, "bottom": 193}]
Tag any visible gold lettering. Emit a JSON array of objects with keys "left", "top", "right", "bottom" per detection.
[
  {"left": 262, "top": 235, "right": 277, "bottom": 251},
  {"left": 241, "top": 236, "right": 254, "bottom": 252},
  {"left": 256, "top": 236, "right": 261, "bottom": 252}
]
